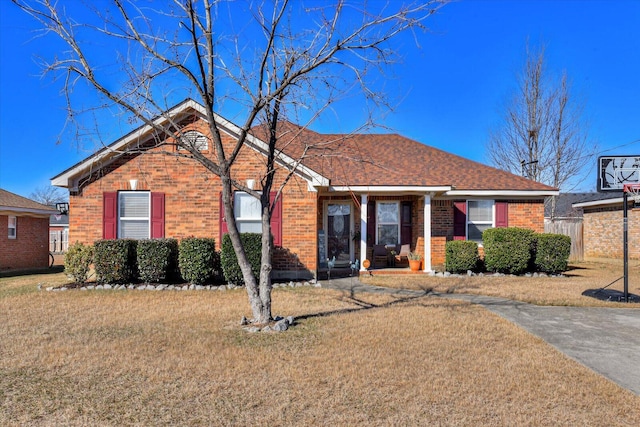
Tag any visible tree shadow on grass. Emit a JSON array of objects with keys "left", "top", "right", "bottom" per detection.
[{"left": 0, "top": 266, "right": 64, "bottom": 278}]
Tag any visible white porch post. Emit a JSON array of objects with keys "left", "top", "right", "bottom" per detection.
[
  {"left": 360, "top": 194, "right": 368, "bottom": 271},
  {"left": 423, "top": 193, "right": 432, "bottom": 272}
]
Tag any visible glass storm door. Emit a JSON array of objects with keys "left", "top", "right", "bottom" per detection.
[{"left": 327, "top": 204, "right": 351, "bottom": 265}]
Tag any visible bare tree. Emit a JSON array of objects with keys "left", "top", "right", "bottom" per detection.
[
  {"left": 487, "top": 44, "right": 595, "bottom": 218},
  {"left": 30, "top": 184, "right": 67, "bottom": 206},
  {"left": 13, "top": 0, "right": 447, "bottom": 324}
]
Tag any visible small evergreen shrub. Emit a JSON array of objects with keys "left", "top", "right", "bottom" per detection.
[
  {"left": 534, "top": 233, "right": 571, "bottom": 273},
  {"left": 178, "top": 238, "right": 220, "bottom": 285},
  {"left": 94, "top": 239, "right": 138, "bottom": 284},
  {"left": 483, "top": 227, "right": 535, "bottom": 275},
  {"left": 220, "top": 233, "right": 262, "bottom": 285},
  {"left": 64, "top": 242, "right": 94, "bottom": 283},
  {"left": 137, "top": 239, "right": 179, "bottom": 283},
  {"left": 445, "top": 240, "right": 480, "bottom": 273}
]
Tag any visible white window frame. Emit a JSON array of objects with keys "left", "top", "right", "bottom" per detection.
[
  {"left": 178, "top": 130, "right": 209, "bottom": 151},
  {"left": 466, "top": 200, "right": 495, "bottom": 243},
  {"left": 376, "top": 201, "right": 400, "bottom": 245},
  {"left": 8, "top": 216, "right": 16, "bottom": 239},
  {"left": 234, "top": 192, "right": 262, "bottom": 233},
  {"left": 118, "top": 191, "right": 151, "bottom": 239}
]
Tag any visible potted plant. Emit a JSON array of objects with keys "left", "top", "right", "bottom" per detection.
[{"left": 408, "top": 251, "right": 422, "bottom": 272}]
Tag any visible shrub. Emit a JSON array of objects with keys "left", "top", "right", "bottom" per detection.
[
  {"left": 534, "top": 233, "right": 571, "bottom": 273},
  {"left": 483, "top": 227, "right": 535, "bottom": 275},
  {"left": 445, "top": 240, "right": 480, "bottom": 273},
  {"left": 137, "top": 239, "right": 179, "bottom": 283},
  {"left": 220, "top": 233, "right": 262, "bottom": 285},
  {"left": 178, "top": 238, "right": 220, "bottom": 285},
  {"left": 64, "top": 242, "right": 94, "bottom": 283},
  {"left": 94, "top": 239, "right": 138, "bottom": 284}
]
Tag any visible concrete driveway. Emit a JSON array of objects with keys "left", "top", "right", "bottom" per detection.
[{"left": 323, "top": 278, "right": 640, "bottom": 395}]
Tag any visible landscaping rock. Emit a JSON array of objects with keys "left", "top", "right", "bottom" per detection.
[
  {"left": 286, "top": 316, "right": 295, "bottom": 325},
  {"left": 272, "top": 319, "right": 289, "bottom": 332},
  {"left": 104, "top": 284, "right": 112, "bottom": 290},
  {"left": 246, "top": 326, "right": 260, "bottom": 333},
  {"left": 87, "top": 285, "right": 95, "bottom": 290}
]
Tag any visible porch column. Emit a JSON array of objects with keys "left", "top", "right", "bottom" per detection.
[
  {"left": 360, "top": 194, "right": 368, "bottom": 271},
  {"left": 423, "top": 193, "right": 432, "bottom": 272}
]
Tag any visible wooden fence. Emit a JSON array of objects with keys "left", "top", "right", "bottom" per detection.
[{"left": 544, "top": 218, "right": 583, "bottom": 261}]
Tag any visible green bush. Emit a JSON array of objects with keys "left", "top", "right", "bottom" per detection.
[
  {"left": 220, "top": 233, "right": 262, "bottom": 285},
  {"left": 64, "top": 242, "right": 94, "bottom": 283},
  {"left": 445, "top": 240, "right": 480, "bottom": 273},
  {"left": 94, "top": 239, "right": 138, "bottom": 284},
  {"left": 534, "top": 233, "right": 571, "bottom": 273},
  {"left": 137, "top": 239, "right": 179, "bottom": 283},
  {"left": 178, "top": 238, "right": 220, "bottom": 285},
  {"left": 483, "top": 227, "right": 535, "bottom": 275}
]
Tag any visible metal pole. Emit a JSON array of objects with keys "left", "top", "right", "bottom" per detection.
[{"left": 623, "top": 191, "right": 629, "bottom": 302}]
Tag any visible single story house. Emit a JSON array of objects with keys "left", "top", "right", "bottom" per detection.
[
  {"left": 0, "top": 188, "right": 57, "bottom": 271},
  {"left": 573, "top": 194, "right": 639, "bottom": 260},
  {"left": 51, "top": 99, "right": 557, "bottom": 279},
  {"left": 49, "top": 210, "right": 69, "bottom": 254}
]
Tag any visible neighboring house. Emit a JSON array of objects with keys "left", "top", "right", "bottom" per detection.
[
  {"left": 51, "top": 99, "right": 557, "bottom": 279},
  {"left": 573, "top": 194, "right": 639, "bottom": 260},
  {"left": 0, "top": 188, "right": 57, "bottom": 271},
  {"left": 49, "top": 211, "right": 69, "bottom": 254}
]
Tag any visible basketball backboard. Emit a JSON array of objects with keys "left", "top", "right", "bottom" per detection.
[{"left": 598, "top": 156, "right": 640, "bottom": 192}]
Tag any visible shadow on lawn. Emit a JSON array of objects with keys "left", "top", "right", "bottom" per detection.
[{"left": 0, "top": 266, "right": 64, "bottom": 278}]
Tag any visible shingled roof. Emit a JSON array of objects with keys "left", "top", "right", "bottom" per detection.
[
  {"left": 0, "top": 189, "right": 57, "bottom": 216},
  {"left": 255, "top": 121, "right": 557, "bottom": 192}
]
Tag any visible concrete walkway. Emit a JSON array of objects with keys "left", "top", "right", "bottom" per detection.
[{"left": 322, "top": 277, "right": 640, "bottom": 395}]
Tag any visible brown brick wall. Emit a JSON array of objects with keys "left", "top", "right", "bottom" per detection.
[
  {"left": 69, "top": 118, "right": 318, "bottom": 275},
  {"left": 583, "top": 206, "right": 639, "bottom": 260},
  {"left": 506, "top": 199, "right": 545, "bottom": 232},
  {"left": 0, "top": 215, "right": 51, "bottom": 271}
]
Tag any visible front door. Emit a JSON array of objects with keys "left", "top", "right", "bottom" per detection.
[{"left": 327, "top": 203, "right": 351, "bottom": 267}]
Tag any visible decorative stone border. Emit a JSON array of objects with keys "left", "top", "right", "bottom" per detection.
[{"left": 45, "top": 279, "right": 322, "bottom": 292}]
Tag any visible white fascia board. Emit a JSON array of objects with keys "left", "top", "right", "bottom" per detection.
[
  {"left": 445, "top": 190, "right": 559, "bottom": 197},
  {"left": 0, "top": 207, "right": 57, "bottom": 216},
  {"left": 329, "top": 185, "right": 452, "bottom": 194},
  {"left": 573, "top": 197, "right": 624, "bottom": 208}
]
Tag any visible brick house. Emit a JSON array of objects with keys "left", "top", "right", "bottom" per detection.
[
  {"left": 0, "top": 189, "right": 57, "bottom": 271},
  {"left": 573, "top": 196, "right": 639, "bottom": 260},
  {"left": 51, "top": 99, "right": 557, "bottom": 278}
]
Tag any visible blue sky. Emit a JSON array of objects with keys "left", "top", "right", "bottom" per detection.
[{"left": 1, "top": 0, "right": 639, "bottom": 198}]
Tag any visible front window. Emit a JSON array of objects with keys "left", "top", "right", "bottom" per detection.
[
  {"left": 467, "top": 200, "right": 494, "bottom": 242},
  {"left": 234, "top": 192, "right": 262, "bottom": 233},
  {"left": 377, "top": 201, "right": 399, "bottom": 245},
  {"left": 8, "top": 216, "right": 16, "bottom": 239},
  {"left": 119, "top": 192, "right": 150, "bottom": 239}
]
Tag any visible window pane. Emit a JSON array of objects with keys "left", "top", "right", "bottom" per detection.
[
  {"left": 120, "top": 193, "right": 149, "bottom": 217},
  {"left": 469, "top": 223, "right": 491, "bottom": 242},
  {"left": 468, "top": 200, "right": 492, "bottom": 222},
  {"left": 121, "top": 219, "right": 149, "bottom": 239},
  {"left": 377, "top": 202, "right": 398, "bottom": 223},
  {"left": 378, "top": 224, "right": 398, "bottom": 246},
  {"left": 235, "top": 193, "right": 261, "bottom": 219},
  {"left": 238, "top": 221, "right": 262, "bottom": 233},
  {"left": 328, "top": 204, "right": 350, "bottom": 216}
]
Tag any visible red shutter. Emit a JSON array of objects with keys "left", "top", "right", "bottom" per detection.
[
  {"left": 401, "top": 201, "right": 412, "bottom": 245},
  {"left": 103, "top": 192, "right": 117, "bottom": 239},
  {"left": 219, "top": 192, "right": 229, "bottom": 243},
  {"left": 453, "top": 201, "right": 467, "bottom": 240},
  {"left": 367, "top": 200, "right": 376, "bottom": 246},
  {"left": 151, "top": 192, "right": 165, "bottom": 238},
  {"left": 495, "top": 201, "right": 508, "bottom": 228},
  {"left": 270, "top": 192, "right": 282, "bottom": 247}
]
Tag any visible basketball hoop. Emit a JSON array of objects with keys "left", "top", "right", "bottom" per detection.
[{"left": 623, "top": 183, "right": 640, "bottom": 208}]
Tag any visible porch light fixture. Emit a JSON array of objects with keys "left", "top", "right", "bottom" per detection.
[{"left": 129, "top": 179, "right": 138, "bottom": 190}]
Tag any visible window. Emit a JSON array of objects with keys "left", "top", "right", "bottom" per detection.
[
  {"left": 467, "top": 200, "right": 494, "bottom": 242},
  {"left": 8, "top": 216, "right": 16, "bottom": 239},
  {"left": 377, "top": 202, "right": 399, "bottom": 245},
  {"left": 178, "top": 130, "right": 208, "bottom": 151},
  {"left": 234, "top": 192, "right": 262, "bottom": 233},
  {"left": 118, "top": 192, "right": 150, "bottom": 239}
]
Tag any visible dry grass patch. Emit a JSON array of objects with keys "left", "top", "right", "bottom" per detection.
[
  {"left": 1, "top": 283, "right": 639, "bottom": 425},
  {"left": 363, "top": 259, "right": 640, "bottom": 307}
]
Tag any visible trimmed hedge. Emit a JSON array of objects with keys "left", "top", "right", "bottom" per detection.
[
  {"left": 483, "top": 227, "right": 535, "bottom": 275},
  {"left": 221, "top": 233, "right": 262, "bottom": 285},
  {"left": 445, "top": 240, "right": 480, "bottom": 273},
  {"left": 137, "top": 239, "right": 179, "bottom": 283},
  {"left": 64, "top": 242, "right": 94, "bottom": 283},
  {"left": 534, "top": 233, "right": 571, "bottom": 273},
  {"left": 94, "top": 239, "right": 138, "bottom": 284},
  {"left": 178, "top": 238, "right": 220, "bottom": 285}
]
